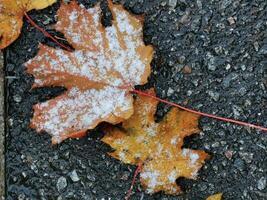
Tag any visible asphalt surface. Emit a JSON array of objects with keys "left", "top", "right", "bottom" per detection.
[
  {"left": 0, "top": 52, "right": 5, "bottom": 200},
  {"left": 5, "top": 0, "right": 267, "bottom": 199}
]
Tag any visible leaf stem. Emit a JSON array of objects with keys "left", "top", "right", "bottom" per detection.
[
  {"left": 130, "top": 89, "right": 267, "bottom": 132},
  {"left": 125, "top": 162, "right": 143, "bottom": 200},
  {"left": 24, "top": 12, "right": 72, "bottom": 52}
]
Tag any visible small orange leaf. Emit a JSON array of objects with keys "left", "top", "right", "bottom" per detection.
[
  {"left": 102, "top": 89, "right": 209, "bottom": 195},
  {"left": 206, "top": 193, "right": 223, "bottom": 200},
  {"left": 25, "top": 1, "right": 154, "bottom": 143},
  {"left": 0, "top": 0, "right": 56, "bottom": 49}
]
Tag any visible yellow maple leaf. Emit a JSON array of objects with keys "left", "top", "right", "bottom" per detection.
[
  {"left": 206, "top": 193, "right": 223, "bottom": 200},
  {"left": 25, "top": 0, "right": 153, "bottom": 144},
  {"left": 0, "top": 0, "right": 56, "bottom": 49},
  {"left": 102, "top": 89, "right": 209, "bottom": 195}
]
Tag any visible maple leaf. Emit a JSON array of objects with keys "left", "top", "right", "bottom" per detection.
[
  {"left": 102, "top": 89, "right": 209, "bottom": 195},
  {"left": 0, "top": 0, "right": 56, "bottom": 49},
  {"left": 206, "top": 193, "right": 223, "bottom": 200},
  {"left": 25, "top": 0, "right": 154, "bottom": 144}
]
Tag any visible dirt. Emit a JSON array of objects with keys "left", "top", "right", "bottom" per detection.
[{"left": 4, "top": 0, "right": 267, "bottom": 200}]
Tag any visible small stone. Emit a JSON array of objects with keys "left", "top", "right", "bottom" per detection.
[
  {"left": 227, "top": 16, "right": 235, "bottom": 25},
  {"left": 182, "top": 65, "right": 192, "bottom": 74},
  {"left": 206, "top": 52, "right": 216, "bottom": 71},
  {"left": 259, "top": 44, "right": 267, "bottom": 55},
  {"left": 211, "top": 142, "right": 220, "bottom": 148},
  {"left": 160, "top": 1, "right": 167, "bottom": 6},
  {"left": 13, "top": 94, "right": 22, "bottom": 103},
  {"left": 253, "top": 42, "right": 259, "bottom": 51},
  {"left": 241, "top": 64, "right": 246, "bottom": 71},
  {"left": 257, "top": 177, "right": 266, "bottom": 190},
  {"left": 167, "top": 88, "right": 174, "bottom": 96},
  {"left": 199, "top": 184, "right": 207, "bottom": 191},
  {"left": 207, "top": 90, "right": 220, "bottom": 101},
  {"left": 214, "top": 46, "right": 223, "bottom": 54},
  {"left": 22, "top": 172, "right": 27, "bottom": 178},
  {"left": 234, "top": 158, "right": 245, "bottom": 170},
  {"left": 57, "top": 176, "right": 67, "bottom": 192},
  {"left": 178, "top": 55, "right": 186, "bottom": 64},
  {"left": 238, "top": 87, "right": 247, "bottom": 96},
  {"left": 168, "top": 0, "right": 177, "bottom": 8},
  {"left": 18, "top": 194, "right": 26, "bottom": 200},
  {"left": 57, "top": 196, "right": 63, "bottom": 200},
  {"left": 42, "top": 17, "right": 52, "bottom": 25},
  {"left": 239, "top": 152, "right": 253, "bottom": 163},
  {"left": 222, "top": 73, "right": 238, "bottom": 88},
  {"left": 225, "top": 64, "right": 231, "bottom": 70},
  {"left": 196, "top": 0, "right": 202, "bottom": 9},
  {"left": 120, "top": 171, "right": 130, "bottom": 181},
  {"left": 187, "top": 90, "right": 192, "bottom": 96},
  {"left": 232, "top": 105, "right": 243, "bottom": 118},
  {"left": 87, "top": 174, "right": 96, "bottom": 182},
  {"left": 69, "top": 170, "right": 80, "bottom": 182},
  {"left": 225, "top": 150, "right": 233, "bottom": 160}
]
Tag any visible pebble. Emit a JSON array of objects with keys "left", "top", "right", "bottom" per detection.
[
  {"left": 225, "top": 64, "right": 231, "bottom": 70},
  {"left": 182, "top": 65, "right": 192, "bottom": 74},
  {"left": 178, "top": 55, "right": 186, "bottom": 64},
  {"left": 207, "top": 90, "right": 220, "bottom": 101},
  {"left": 259, "top": 44, "right": 267, "bottom": 55},
  {"left": 241, "top": 64, "right": 246, "bottom": 71},
  {"left": 253, "top": 42, "right": 259, "bottom": 51},
  {"left": 69, "top": 170, "right": 80, "bottom": 182},
  {"left": 239, "top": 152, "right": 253, "bottom": 164},
  {"left": 222, "top": 73, "right": 238, "bottom": 88},
  {"left": 13, "top": 94, "right": 22, "bottom": 103},
  {"left": 167, "top": 87, "right": 174, "bottom": 96},
  {"left": 206, "top": 53, "right": 216, "bottom": 71},
  {"left": 168, "top": 0, "right": 177, "bottom": 8},
  {"left": 224, "top": 150, "right": 233, "bottom": 160},
  {"left": 257, "top": 177, "right": 266, "bottom": 190},
  {"left": 57, "top": 176, "right": 67, "bottom": 192},
  {"left": 214, "top": 46, "right": 223, "bottom": 54},
  {"left": 87, "top": 174, "right": 96, "bottom": 182},
  {"left": 234, "top": 158, "right": 245, "bottom": 170},
  {"left": 227, "top": 16, "right": 236, "bottom": 25}
]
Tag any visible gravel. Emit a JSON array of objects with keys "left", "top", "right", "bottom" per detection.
[
  {"left": 57, "top": 177, "right": 68, "bottom": 192},
  {"left": 69, "top": 170, "right": 80, "bottom": 182},
  {"left": 5, "top": 0, "right": 267, "bottom": 199}
]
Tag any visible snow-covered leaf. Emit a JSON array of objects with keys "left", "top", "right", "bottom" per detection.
[
  {"left": 25, "top": 0, "right": 153, "bottom": 143},
  {"left": 102, "top": 89, "right": 209, "bottom": 194}
]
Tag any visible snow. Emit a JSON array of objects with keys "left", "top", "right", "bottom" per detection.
[
  {"left": 189, "top": 153, "right": 199, "bottom": 165},
  {"left": 168, "top": 170, "right": 177, "bottom": 183},
  {"left": 182, "top": 149, "right": 200, "bottom": 165},
  {"left": 144, "top": 123, "right": 158, "bottom": 137},
  {"left": 33, "top": 86, "right": 132, "bottom": 141},
  {"left": 170, "top": 136, "right": 180, "bottom": 145},
  {"left": 140, "top": 170, "right": 161, "bottom": 193},
  {"left": 119, "top": 151, "right": 126, "bottom": 160},
  {"left": 26, "top": 2, "right": 153, "bottom": 142},
  {"left": 69, "top": 11, "right": 78, "bottom": 21}
]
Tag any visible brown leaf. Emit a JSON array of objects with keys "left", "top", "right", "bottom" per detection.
[
  {"left": 102, "top": 89, "right": 209, "bottom": 195},
  {"left": 0, "top": 0, "right": 56, "bottom": 49},
  {"left": 206, "top": 193, "right": 223, "bottom": 200},
  {"left": 25, "top": 0, "right": 154, "bottom": 143}
]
